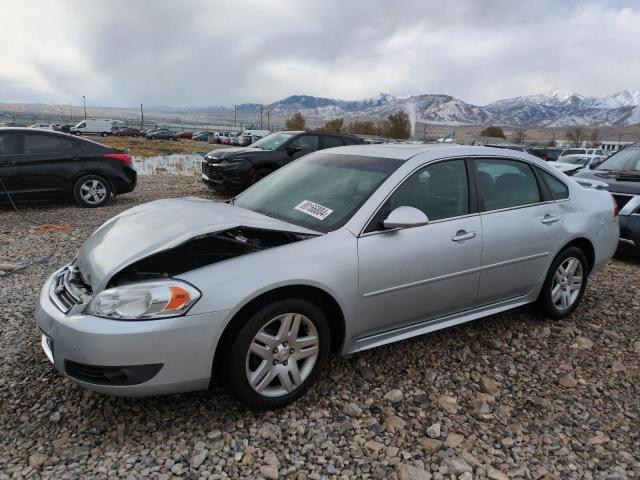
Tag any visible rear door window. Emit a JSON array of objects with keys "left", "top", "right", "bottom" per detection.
[
  {"left": 475, "top": 159, "right": 541, "bottom": 211},
  {"left": 321, "top": 136, "right": 344, "bottom": 149},
  {"left": 0, "top": 133, "right": 18, "bottom": 155},
  {"left": 290, "top": 135, "right": 319, "bottom": 151},
  {"left": 24, "top": 134, "right": 75, "bottom": 154}
]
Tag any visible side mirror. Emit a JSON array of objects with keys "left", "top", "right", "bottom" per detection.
[
  {"left": 383, "top": 206, "right": 429, "bottom": 229},
  {"left": 286, "top": 145, "right": 302, "bottom": 155}
]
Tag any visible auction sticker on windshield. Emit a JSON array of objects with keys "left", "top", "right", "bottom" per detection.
[{"left": 294, "top": 200, "right": 333, "bottom": 220}]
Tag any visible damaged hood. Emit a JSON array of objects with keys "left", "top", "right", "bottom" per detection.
[{"left": 76, "top": 197, "right": 318, "bottom": 292}]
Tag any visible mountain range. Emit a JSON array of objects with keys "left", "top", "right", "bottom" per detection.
[{"left": 154, "top": 90, "right": 640, "bottom": 128}]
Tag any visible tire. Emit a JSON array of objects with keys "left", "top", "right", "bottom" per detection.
[
  {"left": 536, "top": 246, "right": 588, "bottom": 319},
  {"left": 101, "top": 132, "right": 108, "bottom": 137},
  {"left": 73, "top": 174, "right": 112, "bottom": 208},
  {"left": 226, "top": 298, "right": 330, "bottom": 410},
  {"left": 251, "top": 168, "right": 273, "bottom": 185}
]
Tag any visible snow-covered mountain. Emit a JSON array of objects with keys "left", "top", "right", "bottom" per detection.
[
  {"left": 486, "top": 89, "right": 640, "bottom": 127},
  {"left": 151, "top": 89, "right": 640, "bottom": 128}
]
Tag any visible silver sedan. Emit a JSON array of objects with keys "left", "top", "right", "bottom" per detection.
[{"left": 36, "top": 145, "right": 619, "bottom": 409}]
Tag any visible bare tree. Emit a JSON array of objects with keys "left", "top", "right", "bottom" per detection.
[
  {"left": 565, "top": 127, "right": 585, "bottom": 147},
  {"left": 285, "top": 112, "right": 306, "bottom": 130},
  {"left": 588, "top": 129, "right": 600, "bottom": 148},
  {"left": 512, "top": 127, "right": 527, "bottom": 145}
]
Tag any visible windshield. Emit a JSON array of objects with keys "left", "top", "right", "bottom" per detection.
[
  {"left": 559, "top": 155, "right": 588, "bottom": 165},
  {"left": 250, "top": 132, "right": 296, "bottom": 150},
  {"left": 596, "top": 146, "right": 640, "bottom": 171},
  {"left": 235, "top": 152, "right": 403, "bottom": 232}
]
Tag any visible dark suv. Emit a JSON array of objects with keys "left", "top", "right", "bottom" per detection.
[
  {"left": 0, "top": 128, "right": 136, "bottom": 207},
  {"left": 201, "top": 130, "right": 364, "bottom": 193},
  {"left": 575, "top": 143, "right": 640, "bottom": 252}
]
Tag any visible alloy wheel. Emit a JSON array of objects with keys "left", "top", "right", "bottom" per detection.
[
  {"left": 80, "top": 179, "right": 107, "bottom": 205},
  {"left": 245, "top": 313, "right": 319, "bottom": 398},
  {"left": 551, "top": 257, "right": 583, "bottom": 311}
]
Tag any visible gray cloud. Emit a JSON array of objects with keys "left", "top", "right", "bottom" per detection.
[{"left": 1, "top": 0, "right": 639, "bottom": 107}]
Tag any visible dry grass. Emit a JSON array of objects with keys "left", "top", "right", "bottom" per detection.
[{"left": 94, "top": 137, "right": 230, "bottom": 157}]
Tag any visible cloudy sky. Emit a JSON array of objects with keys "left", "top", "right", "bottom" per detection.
[{"left": 1, "top": 0, "right": 639, "bottom": 108}]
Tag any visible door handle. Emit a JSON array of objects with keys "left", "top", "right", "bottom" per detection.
[
  {"left": 452, "top": 230, "right": 476, "bottom": 242},
  {"left": 541, "top": 215, "right": 560, "bottom": 224}
]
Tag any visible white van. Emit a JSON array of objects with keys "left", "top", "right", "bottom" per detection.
[
  {"left": 239, "top": 129, "right": 270, "bottom": 138},
  {"left": 71, "top": 119, "right": 116, "bottom": 136}
]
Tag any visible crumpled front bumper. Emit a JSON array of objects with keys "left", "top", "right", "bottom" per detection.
[{"left": 36, "top": 271, "right": 230, "bottom": 396}]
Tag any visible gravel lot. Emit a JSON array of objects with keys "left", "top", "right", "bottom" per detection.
[{"left": 1, "top": 175, "right": 639, "bottom": 480}]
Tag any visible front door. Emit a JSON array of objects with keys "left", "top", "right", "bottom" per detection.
[{"left": 357, "top": 159, "right": 482, "bottom": 337}]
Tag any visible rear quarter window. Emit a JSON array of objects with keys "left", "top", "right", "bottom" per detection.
[{"left": 538, "top": 168, "right": 569, "bottom": 200}]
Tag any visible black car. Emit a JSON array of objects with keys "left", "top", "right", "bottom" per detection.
[
  {"left": 0, "top": 128, "right": 136, "bottom": 207},
  {"left": 575, "top": 143, "right": 640, "bottom": 252},
  {"left": 146, "top": 128, "right": 178, "bottom": 141},
  {"left": 528, "top": 147, "right": 563, "bottom": 162},
  {"left": 201, "top": 130, "right": 364, "bottom": 193}
]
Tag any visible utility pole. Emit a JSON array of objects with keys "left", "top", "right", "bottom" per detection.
[
  {"left": 83, "top": 96, "right": 87, "bottom": 119},
  {"left": 234, "top": 104, "right": 237, "bottom": 128},
  {"left": 267, "top": 111, "right": 270, "bottom": 130},
  {"left": 68, "top": 103, "right": 72, "bottom": 122},
  {"left": 260, "top": 105, "right": 264, "bottom": 129},
  {"left": 140, "top": 103, "right": 144, "bottom": 130}
]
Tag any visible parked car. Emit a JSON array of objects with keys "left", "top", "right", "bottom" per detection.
[
  {"left": 71, "top": 119, "right": 116, "bottom": 137},
  {"left": 0, "top": 128, "right": 136, "bottom": 207},
  {"left": 177, "top": 131, "right": 193, "bottom": 139},
  {"left": 54, "top": 125, "right": 73, "bottom": 133},
  {"left": 559, "top": 148, "right": 606, "bottom": 158},
  {"left": 192, "top": 132, "right": 215, "bottom": 142},
  {"left": 548, "top": 154, "right": 606, "bottom": 175},
  {"left": 575, "top": 143, "right": 640, "bottom": 252},
  {"left": 202, "top": 130, "right": 365, "bottom": 193},
  {"left": 29, "top": 124, "right": 58, "bottom": 131},
  {"left": 216, "top": 132, "right": 234, "bottom": 144},
  {"left": 528, "top": 147, "right": 563, "bottom": 162},
  {"left": 115, "top": 127, "right": 141, "bottom": 137},
  {"left": 36, "top": 145, "right": 618, "bottom": 409},
  {"left": 146, "top": 129, "right": 178, "bottom": 141},
  {"left": 223, "top": 136, "right": 234, "bottom": 145},
  {"left": 238, "top": 134, "right": 261, "bottom": 146}
]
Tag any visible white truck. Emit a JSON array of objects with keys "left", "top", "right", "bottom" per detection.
[{"left": 71, "top": 119, "right": 117, "bottom": 137}]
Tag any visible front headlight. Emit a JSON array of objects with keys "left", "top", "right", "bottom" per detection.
[{"left": 86, "top": 280, "right": 201, "bottom": 320}]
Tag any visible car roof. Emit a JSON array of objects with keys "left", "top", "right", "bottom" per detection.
[
  {"left": 325, "top": 143, "right": 554, "bottom": 164},
  {"left": 0, "top": 127, "right": 69, "bottom": 136}
]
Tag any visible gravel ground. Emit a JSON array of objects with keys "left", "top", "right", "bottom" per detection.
[{"left": 1, "top": 175, "right": 639, "bottom": 480}]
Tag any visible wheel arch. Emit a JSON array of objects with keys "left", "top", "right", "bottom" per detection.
[
  {"left": 559, "top": 237, "right": 595, "bottom": 272},
  {"left": 213, "top": 284, "right": 346, "bottom": 376}
]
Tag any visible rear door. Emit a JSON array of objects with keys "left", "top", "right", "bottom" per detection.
[
  {"left": 473, "top": 157, "right": 563, "bottom": 305},
  {"left": 320, "top": 135, "right": 344, "bottom": 149},
  {"left": 16, "top": 132, "right": 79, "bottom": 195}
]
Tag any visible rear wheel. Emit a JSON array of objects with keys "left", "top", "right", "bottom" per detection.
[
  {"left": 536, "top": 247, "right": 588, "bottom": 319},
  {"left": 73, "top": 174, "right": 112, "bottom": 208},
  {"left": 226, "top": 299, "right": 330, "bottom": 410}
]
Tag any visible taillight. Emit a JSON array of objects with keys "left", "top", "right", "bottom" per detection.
[
  {"left": 104, "top": 153, "right": 132, "bottom": 164},
  {"left": 611, "top": 194, "right": 619, "bottom": 218}
]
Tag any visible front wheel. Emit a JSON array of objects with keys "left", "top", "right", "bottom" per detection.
[
  {"left": 226, "top": 299, "right": 330, "bottom": 410},
  {"left": 73, "top": 174, "right": 112, "bottom": 208},
  {"left": 536, "top": 247, "right": 588, "bottom": 319}
]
